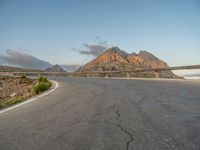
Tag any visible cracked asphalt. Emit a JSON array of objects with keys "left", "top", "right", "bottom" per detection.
[{"left": 0, "top": 77, "right": 200, "bottom": 150}]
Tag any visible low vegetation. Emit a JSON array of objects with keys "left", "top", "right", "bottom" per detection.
[
  {"left": 0, "top": 98, "right": 24, "bottom": 109},
  {"left": 0, "top": 76, "right": 52, "bottom": 109},
  {"left": 33, "top": 77, "right": 52, "bottom": 94}
]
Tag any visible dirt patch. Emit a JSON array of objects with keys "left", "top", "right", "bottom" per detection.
[{"left": 0, "top": 76, "right": 37, "bottom": 108}]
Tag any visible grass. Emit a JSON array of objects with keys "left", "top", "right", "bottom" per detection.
[{"left": 0, "top": 98, "right": 24, "bottom": 109}]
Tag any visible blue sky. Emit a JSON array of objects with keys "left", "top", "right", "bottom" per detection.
[{"left": 0, "top": 0, "right": 200, "bottom": 66}]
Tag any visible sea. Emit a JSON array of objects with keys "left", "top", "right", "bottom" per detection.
[{"left": 172, "top": 69, "right": 200, "bottom": 80}]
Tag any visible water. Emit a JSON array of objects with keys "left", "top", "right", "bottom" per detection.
[{"left": 172, "top": 69, "right": 200, "bottom": 80}]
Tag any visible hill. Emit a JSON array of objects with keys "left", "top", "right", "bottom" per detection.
[
  {"left": 0, "top": 65, "right": 42, "bottom": 72},
  {"left": 77, "top": 47, "right": 179, "bottom": 78},
  {"left": 45, "top": 64, "right": 66, "bottom": 72}
]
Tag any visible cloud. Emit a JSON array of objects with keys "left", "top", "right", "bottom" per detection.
[
  {"left": 95, "top": 36, "right": 108, "bottom": 45},
  {"left": 79, "top": 43, "right": 108, "bottom": 57},
  {"left": 74, "top": 37, "right": 109, "bottom": 57},
  {"left": 0, "top": 49, "right": 52, "bottom": 69}
]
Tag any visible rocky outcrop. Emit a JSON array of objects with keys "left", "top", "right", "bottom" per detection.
[
  {"left": 127, "top": 51, "right": 168, "bottom": 69},
  {"left": 77, "top": 47, "right": 179, "bottom": 78}
]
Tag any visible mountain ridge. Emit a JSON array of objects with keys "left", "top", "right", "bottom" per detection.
[
  {"left": 77, "top": 47, "right": 179, "bottom": 78},
  {"left": 45, "top": 64, "right": 66, "bottom": 72}
]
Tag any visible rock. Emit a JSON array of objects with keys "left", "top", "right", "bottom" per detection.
[{"left": 10, "top": 92, "right": 17, "bottom": 98}]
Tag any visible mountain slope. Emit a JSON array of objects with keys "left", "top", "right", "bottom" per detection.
[
  {"left": 0, "top": 65, "right": 43, "bottom": 72},
  {"left": 45, "top": 64, "right": 66, "bottom": 72},
  {"left": 77, "top": 47, "right": 179, "bottom": 78}
]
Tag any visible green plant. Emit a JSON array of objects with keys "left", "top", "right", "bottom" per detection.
[
  {"left": 5, "top": 98, "right": 23, "bottom": 107},
  {"left": 20, "top": 75, "right": 27, "bottom": 79},
  {"left": 38, "top": 77, "right": 48, "bottom": 82},
  {"left": 0, "top": 102, "right": 3, "bottom": 109},
  {"left": 33, "top": 77, "right": 52, "bottom": 94},
  {"left": 0, "top": 98, "right": 24, "bottom": 109}
]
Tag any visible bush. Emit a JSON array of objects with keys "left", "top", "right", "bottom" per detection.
[
  {"left": 33, "top": 77, "right": 52, "bottom": 94},
  {"left": 38, "top": 77, "right": 48, "bottom": 82},
  {"left": 21, "top": 75, "right": 27, "bottom": 79}
]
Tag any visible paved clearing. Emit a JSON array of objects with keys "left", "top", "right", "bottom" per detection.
[{"left": 0, "top": 77, "right": 200, "bottom": 150}]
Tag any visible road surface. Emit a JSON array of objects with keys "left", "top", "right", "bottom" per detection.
[{"left": 0, "top": 77, "right": 200, "bottom": 150}]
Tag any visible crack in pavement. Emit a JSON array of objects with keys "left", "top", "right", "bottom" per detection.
[
  {"left": 115, "top": 110, "right": 120, "bottom": 120},
  {"left": 112, "top": 123, "right": 134, "bottom": 150},
  {"left": 72, "top": 109, "right": 134, "bottom": 150},
  {"left": 113, "top": 110, "right": 134, "bottom": 150},
  {"left": 70, "top": 118, "right": 135, "bottom": 150}
]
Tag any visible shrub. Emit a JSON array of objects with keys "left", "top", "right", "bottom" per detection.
[
  {"left": 38, "top": 77, "right": 48, "bottom": 82},
  {"left": 33, "top": 77, "right": 52, "bottom": 94},
  {"left": 21, "top": 75, "right": 27, "bottom": 79}
]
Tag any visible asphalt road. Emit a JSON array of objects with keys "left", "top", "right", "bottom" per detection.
[{"left": 0, "top": 77, "right": 200, "bottom": 150}]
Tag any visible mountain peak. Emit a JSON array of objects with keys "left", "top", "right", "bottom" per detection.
[
  {"left": 139, "top": 50, "right": 154, "bottom": 56},
  {"left": 138, "top": 50, "right": 159, "bottom": 61},
  {"left": 45, "top": 64, "right": 66, "bottom": 72},
  {"left": 106, "top": 47, "right": 121, "bottom": 52},
  {"left": 104, "top": 47, "right": 129, "bottom": 58}
]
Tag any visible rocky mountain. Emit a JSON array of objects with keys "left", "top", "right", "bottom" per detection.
[
  {"left": 77, "top": 47, "right": 179, "bottom": 78},
  {"left": 45, "top": 64, "right": 66, "bottom": 72}
]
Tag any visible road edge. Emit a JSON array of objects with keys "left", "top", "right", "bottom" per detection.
[
  {"left": 77, "top": 76, "right": 200, "bottom": 82},
  {"left": 0, "top": 80, "right": 59, "bottom": 114}
]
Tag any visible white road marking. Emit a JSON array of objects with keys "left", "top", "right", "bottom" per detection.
[{"left": 0, "top": 80, "right": 59, "bottom": 114}]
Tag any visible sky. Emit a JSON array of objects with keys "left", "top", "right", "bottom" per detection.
[{"left": 0, "top": 0, "right": 200, "bottom": 67}]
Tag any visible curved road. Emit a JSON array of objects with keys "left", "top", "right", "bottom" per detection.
[{"left": 0, "top": 77, "right": 200, "bottom": 150}]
